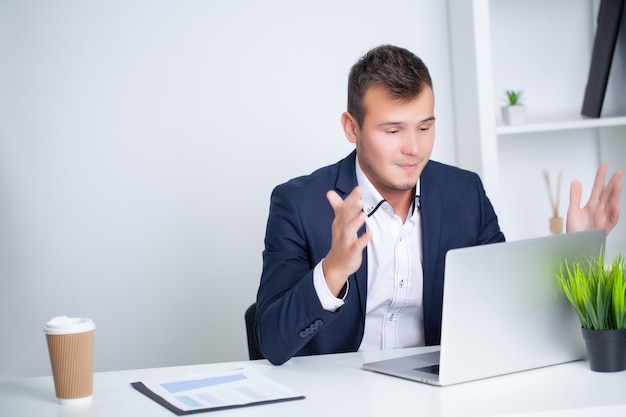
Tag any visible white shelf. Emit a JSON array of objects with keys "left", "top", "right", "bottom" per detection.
[
  {"left": 497, "top": 115, "right": 626, "bottom": 135},
  {"left": 448, "top": 0, "right": 626, "bottom": 249}
]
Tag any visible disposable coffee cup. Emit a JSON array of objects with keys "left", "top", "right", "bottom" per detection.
[{"left": 44, "top": 316, "right": 95, "bottom": 405}]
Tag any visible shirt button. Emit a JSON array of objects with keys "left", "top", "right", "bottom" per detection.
[
  {"left": 389, "top": 314, "right": 394, "bottom": 321},
  {"left": 399, "top": 280, "right": 404, "bottom": 288}
]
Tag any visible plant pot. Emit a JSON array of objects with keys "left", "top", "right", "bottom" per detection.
[
  {"left": 581, "top": 328, "right": 626, "bottom": 372},
  {"left": 501, "top": 105, "right": 526, "bottom": 125}
]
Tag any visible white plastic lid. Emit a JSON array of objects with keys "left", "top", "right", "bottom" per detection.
[{"left": 44, "top": 316, "right": 95, "bottom": 335}]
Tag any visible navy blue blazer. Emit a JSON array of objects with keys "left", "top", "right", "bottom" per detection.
[{"left": 255, "top": 151, "right": 505, "bottom": 365}]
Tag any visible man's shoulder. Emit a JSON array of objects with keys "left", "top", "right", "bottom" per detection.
[
  {"left": 423, "top": 160, "right": 480, "bottom": 183},
  {"left": 267, "top": 154, "right": 355, "bottom": 220},
  {"left": 275, "top": 152, "right": 355, "bottom": 191},
  {"left": 282, "top": 163, "right": 340, "bottom": 188}
]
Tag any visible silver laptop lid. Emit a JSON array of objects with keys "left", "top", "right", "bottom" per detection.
[{"left": 438, "top": 229, "right": 605, "bottom": 385}]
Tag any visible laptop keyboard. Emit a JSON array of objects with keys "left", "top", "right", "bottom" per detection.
[{"left": 414, "top": 364, "right": 440, "bottom": 375}]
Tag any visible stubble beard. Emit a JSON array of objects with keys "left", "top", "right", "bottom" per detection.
[
  {"left": 381, "top": 179, "right": 417, "bottom": 193},
  {"left": 374, "top": 167, "right": 419, "bottom": 193}
]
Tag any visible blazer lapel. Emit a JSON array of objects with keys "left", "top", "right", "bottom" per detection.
[
  {"left": 335, "top": 151, "right": 358, "bottom": 196},
  {"left": 335, "top": 151, "right": 368, "bottom": 317},
  {"left": 419, "top": 166, "right": 442, "bottom": 331}
]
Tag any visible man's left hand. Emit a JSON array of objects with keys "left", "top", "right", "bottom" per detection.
[{"left": 566, "top": 163, "right": 623, "bottom": 235}]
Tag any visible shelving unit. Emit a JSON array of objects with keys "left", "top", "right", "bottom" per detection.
[
  {"left": 447, "top": 0, "right": 626, "bottom": 255},
  {"left": 496, "top": 115, "right": 626, "bottom": 135}
]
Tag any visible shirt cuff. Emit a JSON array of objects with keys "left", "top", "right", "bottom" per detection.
[{"left": 313, "top": 259, "right": 348, "bottom": 311}]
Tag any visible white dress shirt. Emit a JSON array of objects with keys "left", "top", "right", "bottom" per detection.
[{"left": 313, "top": 160, "right": 425, "bottom": 351}]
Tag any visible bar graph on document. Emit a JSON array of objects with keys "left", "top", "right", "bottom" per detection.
[{"left": 131, "top": 367, "right": 305, "bottom": 414}]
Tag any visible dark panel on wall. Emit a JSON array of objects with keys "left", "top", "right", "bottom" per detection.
[{"left": 581, "top": 0, "right": 624, "bottom": 118}]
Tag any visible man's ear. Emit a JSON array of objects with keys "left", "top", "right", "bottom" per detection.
[{"left": 341, "top": 112, "right": 359, "bottom": 144}]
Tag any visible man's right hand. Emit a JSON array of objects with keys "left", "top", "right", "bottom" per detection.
[{"left": 322, "top": 187, "right": 373, "bottom": 297}]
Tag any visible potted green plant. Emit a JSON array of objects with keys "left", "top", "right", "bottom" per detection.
[
  {"left": 501, "top": 89, "right": 526, "bottom": 125},
  {"left": 556, "top": 250, "right": 626, "bottom": 372}
]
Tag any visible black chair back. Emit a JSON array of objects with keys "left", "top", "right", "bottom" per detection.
[{"left": 244, "top": 303, "right": 264, "bottom": 360}]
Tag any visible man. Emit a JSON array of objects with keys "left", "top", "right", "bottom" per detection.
[{"left": 254, "top": 45, "right": 622, "bottom": 366}]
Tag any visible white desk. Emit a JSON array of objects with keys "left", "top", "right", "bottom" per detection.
[{"left": 2, "top": 346, "right": 626, "bottom": 417}]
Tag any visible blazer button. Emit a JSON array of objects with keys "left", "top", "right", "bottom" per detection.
[{"left": 299, "top": 320, "right": 324, "bottom": 338}]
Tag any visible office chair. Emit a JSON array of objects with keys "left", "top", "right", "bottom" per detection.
[{"left": 244, "top": 302, "right": 265, "bottom": 360}]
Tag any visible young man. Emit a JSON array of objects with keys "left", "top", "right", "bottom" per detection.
[{"left": 255, "top": 45, "right": 622, "bottom": 366}]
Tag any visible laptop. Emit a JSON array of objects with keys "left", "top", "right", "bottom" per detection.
[{"left": 362, "top": 229, "right": 605, "bottom": 386}]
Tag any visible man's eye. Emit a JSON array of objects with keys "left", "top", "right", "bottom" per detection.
[{"left": 387, "top": 129, "right": 399, "bottom": 134}]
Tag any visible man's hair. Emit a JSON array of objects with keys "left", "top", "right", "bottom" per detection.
[{"left": 347, "top": 45, "right": 433, "bottom": 127}]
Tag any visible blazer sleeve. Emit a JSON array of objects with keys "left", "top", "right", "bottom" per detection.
[{"left": 254, "top": 182, "right": 340, "bottom": 365}]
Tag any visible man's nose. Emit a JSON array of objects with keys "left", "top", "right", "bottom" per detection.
[{"left": 401, "top": 130, "right": 420, "bottom": 155}]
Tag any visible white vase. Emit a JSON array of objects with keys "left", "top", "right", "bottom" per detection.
[{"left": 501, "top": 105, "right": 526, "bottom": 125}]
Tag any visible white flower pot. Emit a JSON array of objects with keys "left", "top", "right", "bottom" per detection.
[{"left": 501, "top": 105, "right": 526, "bottom": 125}]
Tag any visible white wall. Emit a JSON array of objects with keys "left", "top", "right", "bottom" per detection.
[{"left": 0, "top": 0, "right": 456, "bottom": 376}]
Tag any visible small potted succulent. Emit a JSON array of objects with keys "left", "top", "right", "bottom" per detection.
[
  {"left": 556, "top": 250, "right": 626, "bottom": 372},
  {"left": 501, "top": 89, "right": 526, "bottom": 125}
]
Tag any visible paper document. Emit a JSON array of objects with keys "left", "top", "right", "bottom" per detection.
[{"left": 131, "top": 367, "right": 305, "bottom": 415}]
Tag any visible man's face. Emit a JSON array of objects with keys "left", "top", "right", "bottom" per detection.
[{"left": 347, "top": 84, "right": 435, "bottom": 199}]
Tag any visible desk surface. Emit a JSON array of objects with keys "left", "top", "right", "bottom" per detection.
[{"left": 2, "top": 346, "right": 626, "bottom": 417}]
